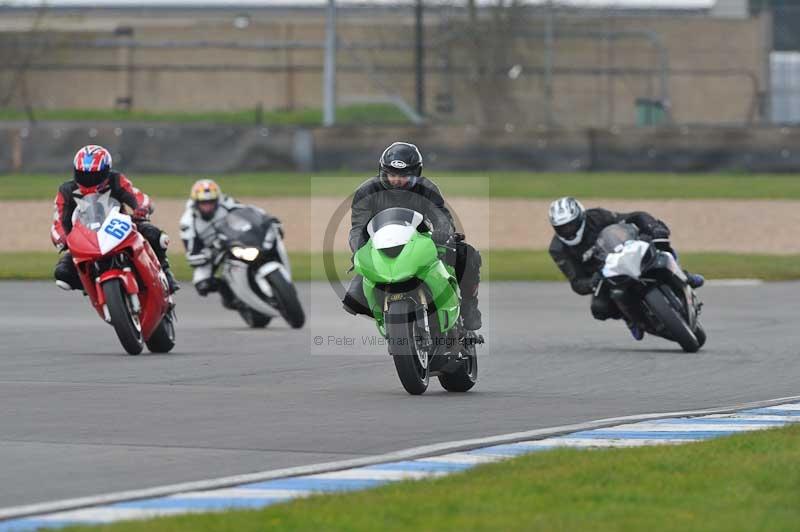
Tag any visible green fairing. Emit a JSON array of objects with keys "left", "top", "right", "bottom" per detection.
[{"left": 354, "top": 231, "right": 461, "bottom": 336}]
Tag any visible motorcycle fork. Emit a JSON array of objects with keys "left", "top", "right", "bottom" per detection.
[{"left": 414, "top": 290, "right": 433, "bottom": 351}]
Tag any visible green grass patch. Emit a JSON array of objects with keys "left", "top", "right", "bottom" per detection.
[
  {"left": 60, "top": 424, "right": 800, "bottom": 532},
  {"left": 3, "top": 250, "right": 799, "bottom": 282},
  {"left": 0, "top": 103, "right": 411, "bottom": 126},
  {"left": 3, "top": 172, "right": 800, "bottom": 201}
]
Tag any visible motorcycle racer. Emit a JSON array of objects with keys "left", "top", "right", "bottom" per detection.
[
  {"left": 548, "top": 196, "right": 704, "bottom": 340},
  {"left": 52, "top": 145, "right": 178, "bottom": 294},
  {"left": 342, "top": 141, "right": 483, "bottom": 331},
  {"left": 179, "top": 179, "right": 282, "bottom": 307}
]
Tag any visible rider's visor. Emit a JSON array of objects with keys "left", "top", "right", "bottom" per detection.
[
  {"left": 196, "top": 199, "right": 218, "bottom": 216},
  {"left": 554, "top": 217, "right": 584, "bottom": 241}
]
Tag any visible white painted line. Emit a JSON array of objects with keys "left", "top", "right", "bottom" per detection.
[
  {"left": 173, "top": 489, "right": 308, "bottom": 500},
  {"left": 537, "top": 437, "right": 698, "bottom": 447},
  {"left": 418, "top": 453, "right": 505, "bottom": 465},
  {"left": 36, "top": 507, "right": 188, "bottom": 523},
  {"left": 309, "top": 469, "right": 443, "bottom": 481},
  {"left": 763, "top": 404, "right": 800, "bottom": 411},
  {"left": 700, "top": 414, "right": 800, "bottom": 422},
  {"left": 602, "top": 422, "right": 784, "bottom": 432},
  {"left": 2, "top": 394, "right": 799, "bottom": 522}
]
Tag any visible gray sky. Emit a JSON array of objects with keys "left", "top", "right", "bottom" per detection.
[{"left": 6, "top": 0, "right": 716, "bottom": 8}]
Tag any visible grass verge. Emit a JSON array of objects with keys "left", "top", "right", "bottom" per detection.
[
  {"left": 60, "top": 424, "right": 800, "bottom": 532},
  {"left": 0, "top": 103, "right": 411, "bottom": 126},
  {"left": 3, "top": 251, "right": 799, "bottom": 282},
  {"left": 3, "top": 172, "right": 800, "bottom": 201}
]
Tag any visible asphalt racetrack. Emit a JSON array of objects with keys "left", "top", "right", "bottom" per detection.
[{"left": 1, "top": 280, "right": 799, "bottom": 508}]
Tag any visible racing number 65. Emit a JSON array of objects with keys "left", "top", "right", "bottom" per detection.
[{"left": 104, "top": 219, "right": 131, "bottom": 239}]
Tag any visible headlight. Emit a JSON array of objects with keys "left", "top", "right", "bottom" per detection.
[{"left": 231, "top": 246, "right": 260, "bottom": 261}]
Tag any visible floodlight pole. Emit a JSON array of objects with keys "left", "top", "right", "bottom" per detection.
[
  {"left": 323, "top": 0, "right": 337, "bottom": 126},
  {"left": 414, "top": 0, "right": 425, "bottom": 117}
]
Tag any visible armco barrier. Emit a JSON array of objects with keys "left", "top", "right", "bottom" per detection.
[{"left": 3, "top": 123, "right": 800, "bottom": 174}]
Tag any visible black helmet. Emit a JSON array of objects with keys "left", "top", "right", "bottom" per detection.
[{"left": 378, "top": 142, "right": 423, "bottom": 189}]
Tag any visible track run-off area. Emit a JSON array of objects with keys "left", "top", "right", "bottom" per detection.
[{"left": 1, "top": 280, "right": 798, "bottom": 509}]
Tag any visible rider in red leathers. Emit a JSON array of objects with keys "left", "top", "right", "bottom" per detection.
[{"left": 51, "top": 145, "right": 178, "bottom": 293}]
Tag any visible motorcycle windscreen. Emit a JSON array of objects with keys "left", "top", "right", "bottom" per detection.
[
  {"left": 367, "top": 208, "right": 425, "bottom": 250},
  {"left": 595, "top": 223, "right": 639, "bottom": 261},
  {"left": 216, "top": 207, "right": 268, "bottom": 247},
  {"left": 602, "top": 240, "right": 650, "bottom": 279},
  {"left": 73, "top": 191, "right": 121, "bottom": 232}
]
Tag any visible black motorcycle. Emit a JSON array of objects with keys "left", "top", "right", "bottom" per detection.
[
  {"left": 207, "top": 206, "right": 305, "bottom": 329},
  {"left": 594, "top": 223, "right": 706, "bottom": 352}
]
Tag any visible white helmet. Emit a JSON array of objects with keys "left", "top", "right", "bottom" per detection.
[{"left": 549, "top": 197, "right": 586, "bottom": 246}]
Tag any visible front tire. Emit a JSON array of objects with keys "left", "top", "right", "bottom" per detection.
[
  {"left": 267, "top": 271, "right": 305, "bottom": 328},
  {"left": 103, "top": 279, "right": 143, "bottom": 355},
  {"left": 644, "top": 286, "right": 700, "bottom": 353},
  {"left": 146, "top": 312, "right": 176, "bottom": 353},
  {"left": 387, "top": 300, "right": 429, "bottom": 395}
]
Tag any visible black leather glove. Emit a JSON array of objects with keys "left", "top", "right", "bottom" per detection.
[{"left": 432, "top": 229, "right": 450, "bottom": 246}]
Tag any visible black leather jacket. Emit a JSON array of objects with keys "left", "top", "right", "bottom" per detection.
[
  {"left": 348, "top": 176, "right": 454, "bottom": 252},
  {"left": 549, "top": 208, "right": 670, "bottom": 295}
]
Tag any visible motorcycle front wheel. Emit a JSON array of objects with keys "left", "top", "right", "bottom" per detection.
[
  {"left": 386, "top": 299, "right": 429, "bottom": 395},
  {"left": 267, "top": 271, "right": 305, "bottom": 329},
  {"left": 644, "top": 286, "right": 700, "bottom": 353},
  {"left": 103, "top": 278, "right": 144, "bottom": 355}
]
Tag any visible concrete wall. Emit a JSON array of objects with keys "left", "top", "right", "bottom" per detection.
[{"left": 3, "top": 123, "right": 800, "bottom": 174}]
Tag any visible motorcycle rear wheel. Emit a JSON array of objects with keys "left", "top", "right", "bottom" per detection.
[
  {"left": 644, "top": 286, "right": 700, "bottom": 353},
  {"left": 694, "top": 322, "right": 707, "bottom": 349},
  {"left": 146, "top": 312, "right": 176, "bottom": 353},
  {"left": 438, "top": 342, "right": 478, "bottom": 392},
  {"left": 103, "top": 278, "right": 144, "bottom": 355}
]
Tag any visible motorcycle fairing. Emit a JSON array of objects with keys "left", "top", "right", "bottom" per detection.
[
  {"left": 602, "top": 240, "right": 649, "bottom": 279},
  {"left": 67, "top": 199, "right": 169, "bottom": 340},
  {"left": 356, "top": 231, "right": 460, "bottom": 336}
]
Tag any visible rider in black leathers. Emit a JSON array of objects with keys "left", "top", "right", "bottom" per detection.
[
  {"left": 342, "top": 142, "right": 482, "bottom": 331},
  {"left": 548, "top": 197, "right": 703, "bottom": 339}
]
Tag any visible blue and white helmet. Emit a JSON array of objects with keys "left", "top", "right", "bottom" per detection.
[{"left": 549, "top": 197, "right": 586, "bottom": 246}]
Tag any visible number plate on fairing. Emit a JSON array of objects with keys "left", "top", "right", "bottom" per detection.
[{"left": 98, "top": 208, "right": 134, "bottom": 254}]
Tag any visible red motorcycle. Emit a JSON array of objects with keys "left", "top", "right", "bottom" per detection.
[{"left": 66, "top": 191, "right": 176, "bottom": 355}]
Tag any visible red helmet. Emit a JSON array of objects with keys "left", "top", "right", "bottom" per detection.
[{"left": 73, "top": 145, "right": 113, "bottom": 191}]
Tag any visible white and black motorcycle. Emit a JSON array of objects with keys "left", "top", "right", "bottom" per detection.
[
  {"left": 203, "top": 206, "right": 305, "bottom": 329},
  {"left": 594, "top": 223, "right": 706, "bottom": 353}
]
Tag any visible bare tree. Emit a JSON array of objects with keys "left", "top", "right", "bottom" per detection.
[
  {"left": 457, "top": 0, "right": 528, "bottom": 127},
  {"left": 0, "top": 1, "right": 52, "bottom": 121}
]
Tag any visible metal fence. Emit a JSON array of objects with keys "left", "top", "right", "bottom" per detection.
[{"left": 0, "top": 2, "right": 777, "bottom": 129}]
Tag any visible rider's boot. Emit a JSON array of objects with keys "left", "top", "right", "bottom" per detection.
[
  {"left": 685, "top": 271, "right": 705, "bottom": 289},
  {"left": 161, "top": 259, "right": 180, "bottom": 294},
  {"left": 54, "top": 253, "right": 82, "bottom": 291},
  {"left": 626, "top": 320, "right": 645, "bottom": 341},
  {"left": 461, "top": 296, "right": 482, "bottom": 331}
]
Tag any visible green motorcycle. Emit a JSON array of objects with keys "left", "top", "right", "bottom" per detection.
[{"left": 353, "top": 208, "right": 482, "bottom": 395}]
